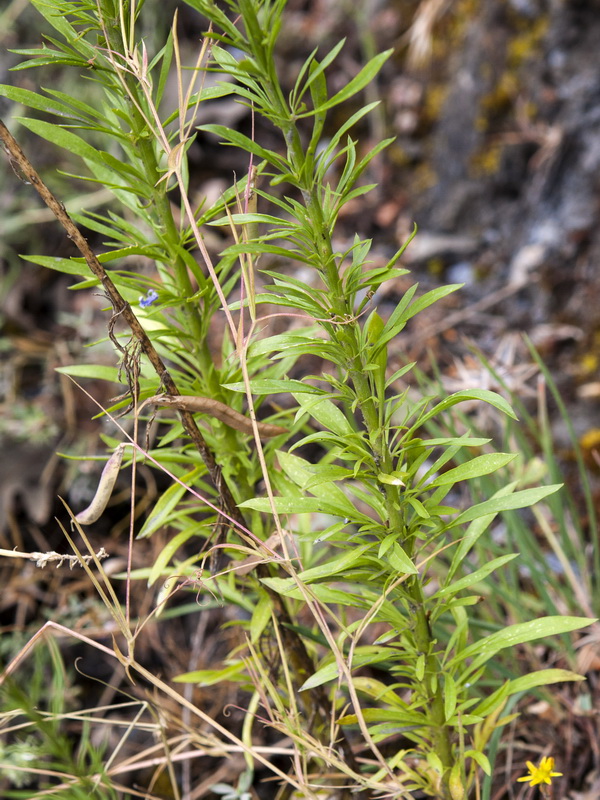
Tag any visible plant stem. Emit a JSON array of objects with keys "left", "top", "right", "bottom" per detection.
[{"left": 281, "top": 105, "right": 456, "bottom": 786}]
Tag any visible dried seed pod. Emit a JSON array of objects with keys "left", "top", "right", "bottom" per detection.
[{"left": 74, "top": 444, "right": 128, "bottom": 526}]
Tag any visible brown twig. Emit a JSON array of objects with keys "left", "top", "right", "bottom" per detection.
[{"left": 142, "top": 394, "right": 287, "bottom": 438}]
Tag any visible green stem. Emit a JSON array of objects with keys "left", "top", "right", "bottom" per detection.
[
  {"left": 291, "top": 135, "right": 456, "bottom": 788},
  {"left": 233, "top": 4, "right": 455, "bottom": 790}
]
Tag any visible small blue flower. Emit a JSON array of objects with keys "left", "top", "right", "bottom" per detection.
[{"left": 139, "top": 289, "right": 159, "bottom": 308}]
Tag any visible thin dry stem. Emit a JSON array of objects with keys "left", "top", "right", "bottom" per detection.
[{"left": 0, "top": 547, "right": 108, "bottom": 568}]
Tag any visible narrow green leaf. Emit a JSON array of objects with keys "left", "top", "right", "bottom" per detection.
[
  {"left": 175, "top": 661, "right": 246, "bottom": 685},
  {"left": 239, "top": 495, "right": 371, "bottom": 523},
  {"left": 276, "top": 452, "right": 359, "bottom": 519},
  {"left": 339, "top": 707, "right": 427, "bottom": 725},
  {"left": 302, "top": 39, "right": 345, "bottom": 96},
  {"left": 377, "top": 471, "right": 405, "bottom": 487},
  {"left": 447, "top": 713, "right": 483, "bottom": 727},
  {"left": 387, "top": 543, "right": 418, "bottom": 575},
  {"left": 447, "top": 483, "right": 518, "bottom": 580},
  {"left": 199, "top": 123, "right": 288, "bottom": 170},
  {"left": 10, "top": 55, "right": 86, "bottom": 70},
  {"left": 428, "top": 453, "right": 517, "bottom": 487},
  {"left": 464, "top": 750, "right": 491, "bottom": 776},
  {"left": 453, "top": 484, "right": 562, "bottom": 525},
  {"left": 296, "top": 543, "right": 372, "bottom": 583},
  {"left": 21, "top": 254, "right": 88, "bottom": 276},
  {"left": 303, "top": 465, "right": 354, "bottom": 489},
  {"left": 378, "top": 533, "right": 395, "bottom": 558},
  {"left": 434, "top": 554, "right": 519, "bottom": 599},
  {"left": 352, "top": 677, "right": 409, "bottom": 707},
  {"left": 413, "top": 436, "right": 491, "bottom": 448},
  {"left": 403, "top": 284, "right": 462, "bottom": 324},
  {"left": 17, "top": 117, "right": 109, "bottom": 167},
  {"left": 138, "top": 468, "right": 202, "bottom": 538},
  {"left": 277, "top": 583, "right": 369, "bottom": 606},
  {"left": 311, "top": 50, "right": 393, "bottom": 113},
  {"left": 222, "top": 379, "right": 322, "bottom": 394},
  {"left": 407, "top": 496, "right": 430, "bottom": 519},
  {"left": 505, "top": 668, "right": 586, "bottom": 694},
  {"left": 376, "top": 284, "right": 461, "bottom": 353},
  {"left": 300, "top": 647, "right": 398, "bottom": 691},
  {"left": 258, "top": 576, "right": 295, "bottom": 595},
  {"left": 148, "top": 528, "right": 197, "bottom": 587},
  {"left": 0, "top": 85, "right": 80, "bottom": 118},
  {"left": 413, "top": 390, "right": 518, "bottom": 435},
  {"left": 467, "top": 683, "right": 510, "bottom": 719},
  {"left": 444, "top": 674, "right": 457, "bottom": 722},
  {"left": 471, "top": 669, "right": 585, "bottom": 718},
  {"left": 260, "top": 545, "right": 375, "bottom": 596},
  {"left": 250, "top": 590, "right": 273, "bottom": 643},
  {"left": 220, "top": 242, "right": 312, "bottom": 264},
  {"left": 29, "top": 0, "right": 97, "bottom": 58},
  {"left": 55, "top": 364, "right": 121, "bottom": 383},
  {"left": 210, "top": 212, "right": 296, "bottom": 228},
  {"left": 451, "top": 616, "right": 595, "bottom": 673},
  {"left": 292, "top": 392, "right": 354, "bottom": 436},
  {"left": 316, "top": 102, "right": 381, "bottom": 179},
  {"left": 412, "top": 392, "right": 515, "bottom": 447},
  {"left": 155, "top": 30, "right": 175, "bottom": 108}
]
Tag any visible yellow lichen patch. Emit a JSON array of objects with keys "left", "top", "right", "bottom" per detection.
[
  {"left": 423, "top": 83, "right": 450, "bottom": 125},
  {"left": 469, "top": 143, "right": 503, "bottom": 177},
  {"left": 507, "top": 16, "right": 550, "bottom": 70},
  {"left": 480, "top": 72, "right": 521, "bottom": 122}
]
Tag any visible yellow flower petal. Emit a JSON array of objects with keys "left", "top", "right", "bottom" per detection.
[{"left": 516, "top": 756, "right": 562, "bottom": 787}]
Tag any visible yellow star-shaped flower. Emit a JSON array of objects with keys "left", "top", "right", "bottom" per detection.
[{"left": 517, "top": 756, "right": 562, "bottom": 786}]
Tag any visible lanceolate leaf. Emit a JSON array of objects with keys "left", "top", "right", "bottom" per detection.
[
  {"left": 428, "top": 453, "right": 517, "bottom": 487},
  {"left": 450, "top": 616, "right": 594, "bottom": 674},
  {"left": 29, "top": 0, "right": 97, "bottom": 57},
  {"left": 0, "top": 85, "right": 91, "bottom": 120},
  {"left": 452, "top": 484, "right": 562, "bottom": 526},
  {"left": 406, "top": 390, "right": 518, "bottom": 438},
  {"left": 222, "top": 379, "right": 323, "bottom": 395},
  {"left": 56, "top": 364, "right": 122, "bottom": 383},
  {"left": 447, "top": 482, "right": 519, "bottom": 580},
  {"left": 138, "top": 467, "right": 203, "bottom": 538},
  {"left": 199, "top": 123, "right": 289, "bottom": 171},
  {"left": 239, "top": 495, "right": 372, "bottom": 523},
  {"left": 300, "top": 646, "right": 400, "bottom": 691},
  {"left": 310, "top": 50, "right": 393, "bottom": 114},
  {"left": 148, "top": 528, "right": 198, "bottom": 586},
  {"left": 17, "top": 117, "right": 111, "bottom": 167},
  {"left": 434, "top": 554, "right": 519, "bottom": 599},
  {"left": 374, "top": 284, "right": 461, "bottom": 354},
  {"left": 21, "top": 254, "right": 90, "bottom": 276},
  {"left": 259, "top": 543, "right": 374, "bottom": 597},
  {"left": 472, "top": 669, "right": 586, "bottom": 718},
  {"left": 292, "top": 392, "right": 354, "bottom": 436}
]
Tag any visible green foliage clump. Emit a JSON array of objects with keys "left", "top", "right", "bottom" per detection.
[{"left": 0, "top": 1, "right": 593, "bottom": 798}]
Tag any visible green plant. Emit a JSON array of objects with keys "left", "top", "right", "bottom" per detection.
[
  {"left": 419, "top": 337, "right": 599, "bottom": 635},
  {"left": 0, "top": 1, "right": 594, "bottom": 798},
  {"left": 0, "top": 640, "right": 120, "bottom": 799}
]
